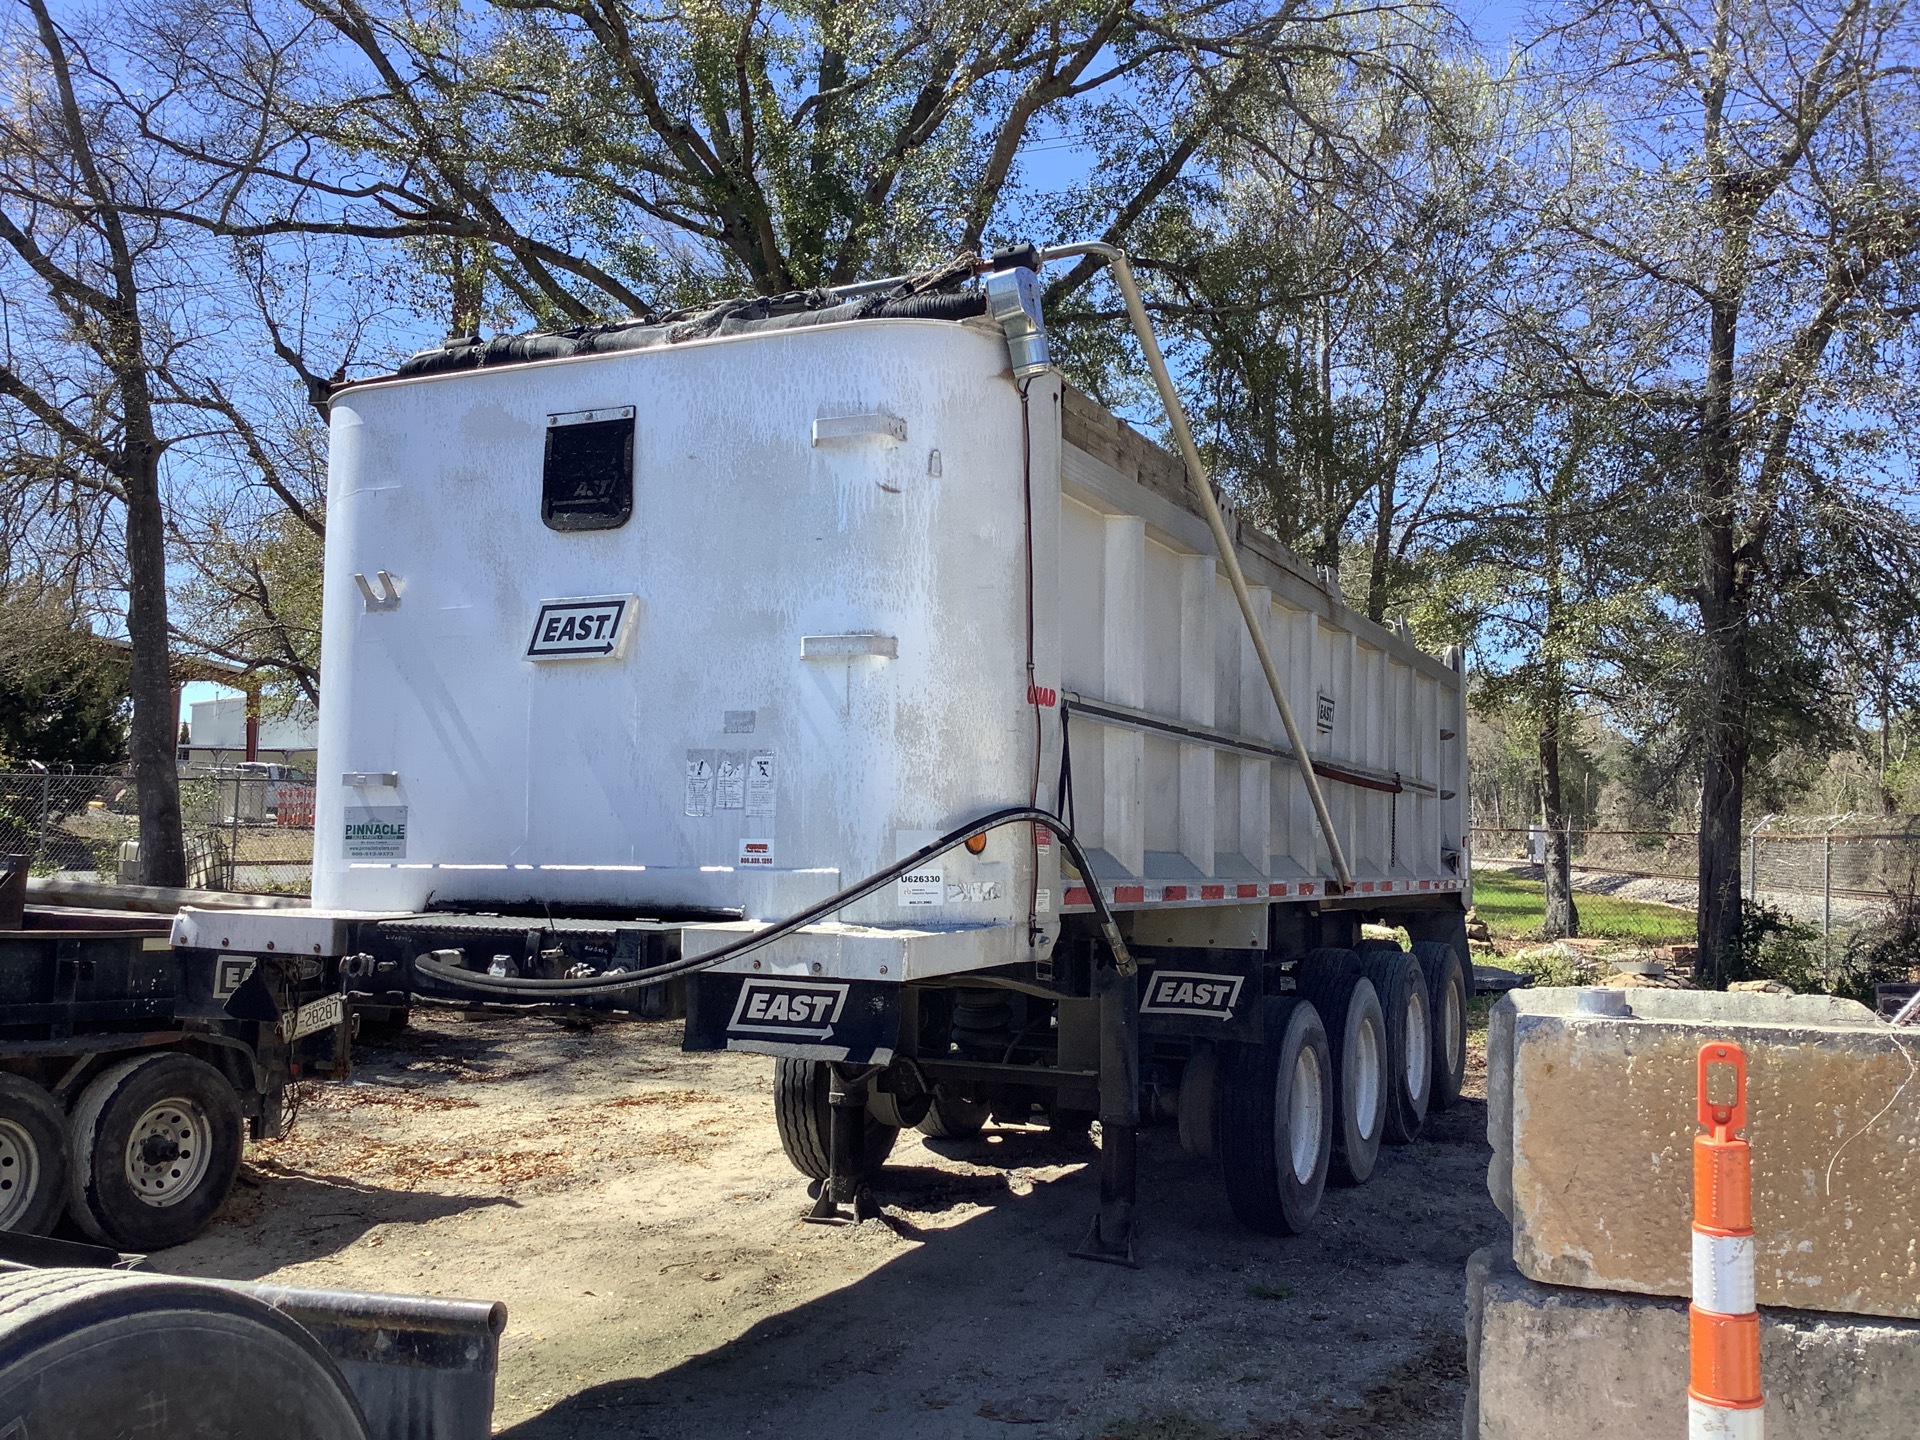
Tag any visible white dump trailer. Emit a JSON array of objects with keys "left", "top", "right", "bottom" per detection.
[{"left": 174, "top": 248, "right": 1473, "bottom": 1256}]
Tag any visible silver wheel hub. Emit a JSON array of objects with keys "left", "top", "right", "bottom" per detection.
[
  {"left": 125, "top": 1099, "right": 213, "bottom": 1208},
  {"left": 1444, "top": 982, "right": 1464, "bottom": 1068},
  {"left": 0, "top": 1119, "right": 40, "bottom": 1230},
  {"left": 1283, "top": 1046, "right": 1325, "bottom": 1185},
  {"left": 1352, "top": 1016, "right": 1383, "bottom": 1139},
  {"left": 1405, "top": 994, "right": 1431, "bottom": 1097}
]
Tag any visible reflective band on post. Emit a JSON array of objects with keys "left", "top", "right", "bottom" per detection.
[
  {"left": 1692, "top": 1231, "right": 1757, "bottom": 1316},
  {"left": 1688, "top": 1309, "right": 1762, "bottom": 1404},
  {"left": 1689, "top": 1397, "right": 1765, "bottom": 1439}
]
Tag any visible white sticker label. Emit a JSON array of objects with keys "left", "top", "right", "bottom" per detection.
[
  {"left": 344, "top": 805, "right": 407, "bottom": 859},
  {"left": 723, "top": 710, "right": 756, "bottom": 734},
  {"left": 738, "top": 838, "right": 775, "bottom": 867},
  {"left": 745, "top": 750, "right": 776, "bottom": 817},
  {"left": 1036, "top": 889, "right": 1052, "bottom": 914},
  {"left": 716, "top": 751, "right": 746, "bottom": 810},
  {"left": 897, "top": 866, "right": 944, "bottom": 906},
  {"left": 945, "top": 880, "right": 1001, "bottom": 904},
  {"left": 684, "top": 751, "right": 715, "bottom": 816},
  {"left": 526, "top": 595, "right": 634, "bottom": 660}
]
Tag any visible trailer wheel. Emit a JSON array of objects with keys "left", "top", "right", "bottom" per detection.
[
  {"left": 0, "top": 1269, "right": 369, "bottom": 1439},
  {"left": 1294, "top": 971, "right": 1386, "bottom": 1186},
  {"left": 914, "top": 1088, "right": 991, "bottom": 1140},
  {"left": 1218, "top": 997, "right": 1332, "bottom": 1236},
  {"left": 1294, "top": 947, "right": 1359, "bottom": 991},
  {"left": 1352, "top": 951, "right": 1431, "bottom": 1145},
  {"left": 0, "top": 1076, "right": 69, "bottom": 1236},
  {"left": 67, "top": 1053, "right": 244, "bottom": 1252},
  {"left": 1412, "top": 941, "right": 1470, "bottom": 1111},
  {"left": 772, "top": 1060, "right": 899, "bottom": 1181}
]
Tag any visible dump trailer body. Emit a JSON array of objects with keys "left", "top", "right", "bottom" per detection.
[
  {"left": 291, "top": 313, "right": 1464, "bottom": 983},
  {"left": 172, "top": 277, "right": 1476, "bottom": 1250}
]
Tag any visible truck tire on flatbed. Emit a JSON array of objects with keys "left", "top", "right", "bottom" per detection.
[
  {"left": 0, "top": 1076, "right": 68, "bottom": 1237},
  {"left": 1218, "top": 997, "right": 1332, "bottom": 1236},
  {"left": 1294, "top": 971, "right": 1386, "bottom": 1186},
  {"left": 1352, "top": 950, "right": 1432, "bottom": 1145},
  {"left": 67, "top": 1053, "right": 244, "bottom": 1252},
  {"left": 1412, "top": 941, "right": 1470, "bottom": 1111},
  {"left": 0, "top": 1269, "right": 369, "bottom": 1439},
  {"left": 772, "top": 1059, "right": 899, "bottom": 1181}
]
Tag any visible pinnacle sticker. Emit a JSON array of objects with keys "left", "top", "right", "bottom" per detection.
[
  {"left": 728, "top": 979, "right": 850, "bottom": 1040},
  {"left": 343, "top": 805, "right": 407, "bottom": 859},
  {"left": 526, "top": 595, "right": 634, "bottom": 660},
  {"left": 1139, "top": 970, "right": 1245, "bottom": 1020}
]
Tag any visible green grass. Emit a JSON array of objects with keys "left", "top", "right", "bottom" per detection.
[{"left": 1472, "top": 870, "right": 1695, "bottom": 945}]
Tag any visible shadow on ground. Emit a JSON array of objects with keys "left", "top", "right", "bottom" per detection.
[{"left": 500, "top": 1102, "right": 1498, "bottom": 1440}]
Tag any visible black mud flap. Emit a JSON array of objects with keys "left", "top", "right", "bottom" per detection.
[
  {"left": 685, "top": 973, "right": 901, "bottom": 1064},
  {"left": 1133, "top": 962, "right": 1267, "bottom": 1043}
]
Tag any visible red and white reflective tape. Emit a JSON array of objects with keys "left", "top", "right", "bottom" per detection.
[{"left": 1690, "top": 1041, "right": 1762, "bottom": 1439}]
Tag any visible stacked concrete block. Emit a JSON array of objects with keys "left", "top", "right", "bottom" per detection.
[{"left": 1467, "top": 987, "right": 1920, "bottom": 1438}]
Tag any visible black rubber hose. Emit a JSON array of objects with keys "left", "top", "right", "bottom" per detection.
[{"left": 408, "top": 807, "right": 1132, "bottom": 999}]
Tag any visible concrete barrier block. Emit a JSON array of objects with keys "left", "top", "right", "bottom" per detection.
[
  {"left": 1487, "top": 987, "right": 1920, "bottom": 1319},
  {"left": 1465, "top": 1246, "right": 1920, "bottom": 1440}
]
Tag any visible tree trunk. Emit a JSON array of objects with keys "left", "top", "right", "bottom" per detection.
[
  {"left": 1694, "top": 276, "right": 1747, "bottom": 987},
  {"left": 123, "top": 439, "right": 186, "bottom": 888},
  {"left": 1538, "top": 716, "right": 1578, "bottom": 939}
]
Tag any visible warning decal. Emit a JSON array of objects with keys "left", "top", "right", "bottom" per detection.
[
  {"left": 745, "top": 750, "right": 776, "bottom": 817},
  {"left": 684, "top": 751, "right": 715, "bottom": 816}
]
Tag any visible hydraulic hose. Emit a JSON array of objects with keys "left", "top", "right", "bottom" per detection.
[{"left": 407, "top": 807, "right": 1134, "bottom": 1000}]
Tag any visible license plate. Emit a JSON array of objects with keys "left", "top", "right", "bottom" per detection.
[{"left": 284, "top": 993, "right": 345, "bottom": 1043}]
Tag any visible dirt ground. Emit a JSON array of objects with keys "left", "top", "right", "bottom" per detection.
[{"left": 157, "top": 1008, "right": 1505, "bottom": 1440}]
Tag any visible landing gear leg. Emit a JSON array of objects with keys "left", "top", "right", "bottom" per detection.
[
  {"left": 1073, "top": 962, "right": 1140, "bottom": 1267},
  {"left": 807, "top": 1064, "right": 880, "bottom": 1225}
]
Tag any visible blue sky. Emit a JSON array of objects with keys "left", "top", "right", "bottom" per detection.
[{"left": 178, "top": 0, "right": 1537, "bottom": 731}]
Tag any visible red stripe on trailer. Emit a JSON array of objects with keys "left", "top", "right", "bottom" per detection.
[
  {"left": 1162, "top": 885, "right": 1188, "bottom": 901},
  {"left": 1359, "top": 881, "right": 1374, "bottom": 893},
  {"left": 1201, "top": 884, "right": 1225, "bottom": 900},
  {"left": 1114, "top": 885, "right": 1146, "bottom": 903},
  {"left": 1268, "top": 883, "right": 1287, "bottom": 897},
  {"left": 1064, "top": 886, "right": 1091, "bottom": 907},
  {"left": 1236, "top": 884, "right": 1259, "bottom": 898},
  {"left": 1299, "top": 882, "right": 1317, "bottom": 896}
]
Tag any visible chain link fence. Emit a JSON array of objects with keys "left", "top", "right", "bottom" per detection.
[
  {"left": 1469, "top": 827, "right": 1699, "bottom": 943},
  {"left": 0, "top": 770, "right": 313, "bottom": 893},
  {"left": 1470, "top": 824, "right": 1919, "bottom": 943}
]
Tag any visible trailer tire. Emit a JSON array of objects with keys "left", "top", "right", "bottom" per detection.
[
  {"left": 66, "top": 1053, "right": 245, "bottom": 1252},
  {"left": 0, "top": 1076, "right": 69, "bottom": 1237},
  {"left": 1295, "top": 947, "right": 1359, "bottom": 991},
  {"left": 0, "top": 1268, "right": 369, "bottom": 1439},
  {"left": 1352, "top": 951, "right": 1431, "bottom": 1145},
  {"left": 772, "top": 1060, "right": 899, "bottom": 1181},
  {"left": 1293, "top": 971, "right": 1386, "bottom": 1186},
  {"left": 915, "top": 1089, "right": 991, "bottom": 1140},
  {"left": 1218, "top": 997, "right": 1332, "bottom": 1236},
  {"left": 1412, "top": 941, "right": 1470, "bottom": 1112}
]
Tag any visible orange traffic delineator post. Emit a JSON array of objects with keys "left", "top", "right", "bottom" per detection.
[{"left": 1691, "top": 1041, "right": 1762, "bottom": 1438}]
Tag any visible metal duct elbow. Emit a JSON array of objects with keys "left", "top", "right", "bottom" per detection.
[{"left": 986, "top": 266, "right": 1051, "bottom": 379}]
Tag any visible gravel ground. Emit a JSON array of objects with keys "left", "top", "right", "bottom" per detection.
[{"left": 155, "top": 1008, "right": 1504, "bottom": 1439}]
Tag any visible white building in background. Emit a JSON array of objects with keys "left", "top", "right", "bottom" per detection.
[{"left": 180, "top": 694, "right": 318, "bottom": 774}]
